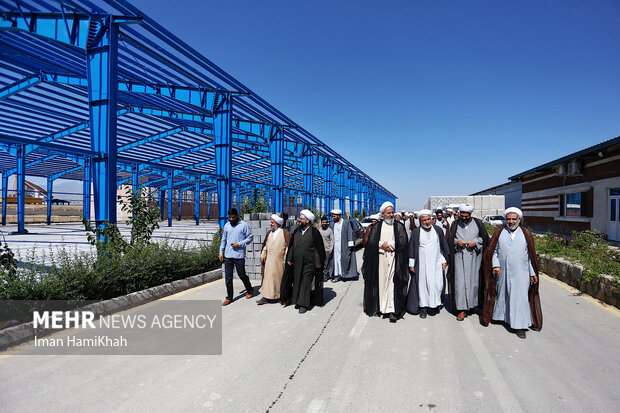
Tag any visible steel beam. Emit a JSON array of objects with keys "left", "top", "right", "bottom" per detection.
[{"left": 87, "top": 15, "right": 119, "bottom": 229}]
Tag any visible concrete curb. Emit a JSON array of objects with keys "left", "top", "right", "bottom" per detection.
[
  {"left": 538, "top": 254, "right": 620, "bottom": 309},
  {"left": 0, "top": 267, "right": 222, "bottom": 351}
]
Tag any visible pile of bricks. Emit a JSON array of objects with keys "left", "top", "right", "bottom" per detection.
[{"left": 221, "top": 213, "right": 296, "bottom": 281}]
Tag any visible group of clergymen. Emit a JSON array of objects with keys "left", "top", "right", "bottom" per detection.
[{"left": 219, "top": 201, "right": 542, "bottom": 339}]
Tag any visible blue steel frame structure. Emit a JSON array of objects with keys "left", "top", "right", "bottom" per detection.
[{"left": 0, "top": 0, "right": 396, "bottom": 233}]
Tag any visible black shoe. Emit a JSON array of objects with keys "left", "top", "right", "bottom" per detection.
[
  {"left": 256, "top": 297, "right": 268, "bottom": 305},
  {"left": 429, "top": 307, "right": 438, "bottom": 316},
  {"left": 332, "top": 276, "right": 342, "bottom": 283},
  {"left": 389, "top": 313, "right": 397, "bottom": 323},
  {"left": 323, "top": 276, "right": 329, "bottom": 282},
  {"left": 420, "top": 308, "right": 427, "bottom": 319},
  {"left": 299, "top": 306, "right": 307, "bottom": 314},
  {"left": 516, "top": 329, "right": 526, "bottom": 339}
]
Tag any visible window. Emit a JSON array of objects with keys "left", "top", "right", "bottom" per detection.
[
  {"left": 559, "top": 191, "right": 589, "bottom": 217},
  {"left": 611, "top": 188, "right": 620, "bottom": 196}
]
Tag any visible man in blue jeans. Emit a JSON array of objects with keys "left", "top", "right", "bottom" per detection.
[{"left": 219, "top": 208, "right": 254, "bottom": 306}]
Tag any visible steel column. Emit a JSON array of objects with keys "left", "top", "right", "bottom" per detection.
[
  {"left": 1, "top": 174, "right": 8, "bottom": 226},
  {"left": 82, "top": 157, "right": 91, "bottom": 222},
  {"left": 46, "top": 177, "right": 53, "bottom": 225},
  {"left": 167, "top": 173, "right": 173, "bottom": 227},
  {"left": 16, "top": 146, "right": 25, "bottom": 234},
  {"left": 323, "top": 158, "right": 333, "bottom": 213},
  {"left": 87, "top": 16, "right": 118, "bottom": 230},
  {"left": 337, "top": 166, "right": 345, "bottom": 212},
  {"left": 158, "top": 188, "right": 165, "bottom": 220},
  {"left": 214, "top": 93, "right": 232, "bottom": 227},
  {"left": 131, "top": 165, "right": 138, "bottom": 193},
  {"left": 302, "top": 145, "right": 313, "bottom": 208},
  {"left": 270, "top": 126, "right": 283, "bottom": 213},
  {"left": 194, "top": 180, "right": 200, "bottom": 225},
  {"left": 178, "top": 190, "right": 183, "bottom": 221}
]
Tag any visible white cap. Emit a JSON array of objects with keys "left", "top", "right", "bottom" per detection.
[
  {"left": 504, "top": 207, "right": 523, "bottom": 219},
  {"left": 380, "top": 201, "right": 394, "bottom": 213},
  {"left": 300, "top": 209, "right": 315, "bottom": 221},
  {"left": 330, "top": 209, "right": 342, "bottom": 215},
  {"left": 271, "top": 214, "right": 284, "bottom": 225},
  {"left": 418, "top": 209, "right": 432, "bottom": 217},
  {"left": 458, "top": 203, "right": 474, "bottom": 213}
]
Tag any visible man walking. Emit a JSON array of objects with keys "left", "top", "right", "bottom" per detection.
[
  {"left": 219, "top": 208, "right": 254, "bottom": 306},
  {"left": 408, "top": 210, "right": 449, "bottom": 318},
  {"left": 329, "top": 209, "right": 358, "bottom": 282},
  {"left": 481, "top": 208, "right": 543, "bottom": 338},
  {"left": 447, "top": 204, "right": 490, "bottom": 320},
  {"left": 318, "top": 216, "right": 334, "bottom": 282}
]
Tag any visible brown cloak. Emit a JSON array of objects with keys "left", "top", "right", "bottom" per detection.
[{"left": 481, "top": 225, "right": 543, "bottom": 330}]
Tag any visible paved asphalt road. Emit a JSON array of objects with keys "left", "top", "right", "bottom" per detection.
[{"left": 1, "top": 250, "right": 619, "bottom": 412}]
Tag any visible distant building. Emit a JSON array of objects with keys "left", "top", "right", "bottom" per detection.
[
  {"left": 424, "top": 195, "right": 504, "bottom": 219},
  {"left": 479, "top": 136, "right": 620, "bottom": 240},
  {"left": 471, "top": 181, "right": 522, "bottom": 209}
]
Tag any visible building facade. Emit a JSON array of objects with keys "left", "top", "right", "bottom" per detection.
[{"left": 508, "top": 136, "right": 620, "bottom": 240}]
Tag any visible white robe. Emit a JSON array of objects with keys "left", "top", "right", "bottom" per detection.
[
  {"left": 333, "top": 220, "right": 343, "bottom": 276},
  {"left": 417, "top": 228, "right": 446, "bottom": 308},
  {"left": 378, "top": 222, "right": 396, "bottom": 313}
]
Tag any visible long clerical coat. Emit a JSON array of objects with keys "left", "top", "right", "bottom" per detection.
[
  {"left": 329, "top": 219, "right": 358, "bottom": 279},
  {"left": 407, "top": 225, "right": 450, "bottom": 314},
  {"left": 481, "top": 225, "right": 543, "bottom": 330},
  {"left": 285, "top": 227, "right": 326, "bottom": 308},
  {"left": 361, "top": 221, "right": 409, "bottom": 316},
  {"left": 447, "top": 217, "right": 490, "bottom": 313},
  {"left": 260, "top": 228, "right": 290, "bottom": 300}
]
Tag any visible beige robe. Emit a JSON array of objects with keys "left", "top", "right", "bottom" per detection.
[
  {"left": 378, "top": 222, "right": 396, "bottom": 313},
  {"left": 260, "top": 229, "right": 288, "bottom": 299}
]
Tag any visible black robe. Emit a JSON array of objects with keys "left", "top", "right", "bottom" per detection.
[
  {"left": 361, "top": 221, "right": 410, "bottom": 316},
  {"left": 407, "top": 225, "right": 450, "bottom": 314},
  {"left": 446, "top": 217, "right": 490, "bottom": 314},
  {"left": 284, "top": 226, "right": 326, "bottom": 308}
]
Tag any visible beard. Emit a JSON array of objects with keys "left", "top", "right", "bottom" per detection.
[
  {"left": 508, "top": 223, "right": 519, "bottom": 231},
  {"left": 299, "top": 221, "right": 309, "bottom": 228},
  {"left": 422, "top": 223, "right": 432, "bottom": 230},
  {"left": 384, "top": 218, "right": 394, "bottom": 225},
  {"left": 271, "top": 226, "right": 278, "bottom": 232}
]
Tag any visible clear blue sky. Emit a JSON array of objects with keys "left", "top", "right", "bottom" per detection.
[{"left": 41, "top": 1, "right": 620, "bottom": 209}]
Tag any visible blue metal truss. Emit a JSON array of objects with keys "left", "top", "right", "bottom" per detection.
[{"left": 0, "top": 0, "right": 396, "bottom": 234}]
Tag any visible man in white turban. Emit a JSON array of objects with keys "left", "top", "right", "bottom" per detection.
[
  {"left": 329, "top": 208, "right": 358, "bottom": 282},
  {"left": 258, "top": 214, "right": 291, "bottom": 305},
  {"left": 446, "top": 208, "right": 456, "bottom": 226},
  {"left": 362, "top": 201, "right": 410, "bottom": 323},
  {"left": 407, "top": 210, "right": 449, "bottom": 318},
  {"left": 481, "top": 207, "right": 543, "bottom": 339},
  {"left": 447, "top": 204, "right": 490, "bottom": 321},
  {"left": 285, "top": 210, "right": 325, "bottom": 313}
]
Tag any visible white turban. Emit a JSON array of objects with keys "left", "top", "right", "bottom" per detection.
[
  {"left": 395, "top": 212, "right": 402, "bottom": 217},
  {"left": 458, "top": 203, "right": 474, "bottom": 213},
  {"left": 330, "top": 209, "right": 342, "bottom": 215},
  {"left": 418, "top": 209, "right": 432, "bottom": 217},
  {"left": 447, "top": 208, "right": 453, "bottom": 212},
  {"left": 271, "top": 214, "right": 284, "bottom": 225},
  {"left": 504, "top": 207, "right": 523, "bottom": 219},
  {"left": 371, "top": 213, "right": 380, "bottom": 220},
  {"left": 300, "top": 209, "right": 315, "bottom": 222},
  {"left": 379, "top": 201, "right": 394, "bottom": 213}
]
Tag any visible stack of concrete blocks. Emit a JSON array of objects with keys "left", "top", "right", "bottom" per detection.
[
  {"left": 222, "top": 213, "right": 296, "bottom": 281},
  {"left": 425, "top": 195, "right": 505, "bottom": 218}
]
